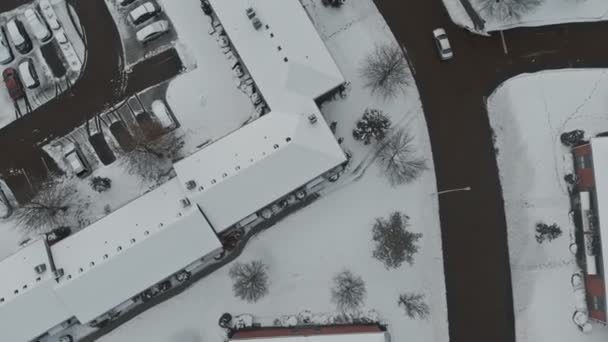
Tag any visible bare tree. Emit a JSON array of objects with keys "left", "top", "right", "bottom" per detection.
[
  {"left": 331, "top": 270, "right": 366, "bottom": 312},
  {"left": 398, "top": 293, "right": 430, "bottom": 319},
  {"left": 372, "top": 211, "right": 422, "bottom": 268},
  {"left": 377, "top": 128, "right": 427, "bottom": 186},
  {"left": 360, "top": 43, "right": 410, "bottom": 100},
  {"left": 13, "top": 181, "right": 77, "bottom": 234},
  {"left": 229, "top": 260, "right": 269, "bottom": 303},
  {"left": 477, "top": 0, "right": 544, "bottom": 21},
  {"left": 122, "top": 129, "right": 185, "bottom": 183}
]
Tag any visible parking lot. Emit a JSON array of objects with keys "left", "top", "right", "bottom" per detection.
[
  {"left": 105, "top": 0, "right": 178, "bottom": 67},
  {"left": 0, "top": 0, "right": 85, "bottom": 128}
]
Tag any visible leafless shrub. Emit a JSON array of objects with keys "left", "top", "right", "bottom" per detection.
[
  {"left": 122, "top": 129, "right": 184, "bottom": 183},
  {"left": 398, "top": 292, "right": 430, "bottom": 319},
  {"left": 229, "top": 260, "right": 269, "bottom": 303},
  {"left": 331, "top": 270, "right": 366, "bottom": 312},
  {"left": 377, "top": 128, "right": 427, "bottom": 186},
  {"left": 360, "top": 43, "right": 410, "bottom": 100},
  {"left": 13, "top": 180, "right": 77, "bottom": 234}
]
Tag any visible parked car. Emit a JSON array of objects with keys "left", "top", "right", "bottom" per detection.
[
  {"left": 151, "top": 99, "right": 175, "bottom": 129},
  {"left": 55, "top": 31, "right": 68, "bottom": 44},
  {"left": 18, "top": 58, "right": 39, "bottom": 89},
  {"left": 119, "top": 0, "right": 137, "bottom": 6},
  {"left": 432, "top": 28, "right": 453, "bottom": 61},
  {"left": 45, "top": 226, "right": 71, "bottom": 246},
  {"left": 136, "top": 20, "right": 169, "bottom": 44},
  {"left": 38, "top": 0, "right": 61, "bottom": 30},
  {"left": 3, "top": 67, "right": 25, "bottom": 100},
  {"left": 0, "top": 28, "right": 13, "bottom": 65},
  {"left": 24, "top": 8, "right": 52, "bottom": 43},
  {"left": 129, "top": 2, "right": 161, "bottom": 25},
  {"left": 64, "top": 145, "right": 91, "bottom": 177},
  {"left": 6, "top": 19, "right": 32, "bottom": 54}
]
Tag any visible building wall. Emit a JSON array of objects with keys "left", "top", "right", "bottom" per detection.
[{"left": 586, "top": 275, "right": 607, "bottom": 322}]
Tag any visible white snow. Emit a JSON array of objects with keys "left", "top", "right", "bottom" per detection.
[
  {"left": 100, "top": 2, "right": 448, "bottom": 342},
  {"left": 156, "top": 0, "right": 254, "bottom": 151},
  {"left": 443, "top": 0, "right": 608, "bottom": 33},
  {"left": 487, "top": 69, "right": 608, "bottom": 342}
]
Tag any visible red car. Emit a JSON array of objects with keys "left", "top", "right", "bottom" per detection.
[{"left": 3, "top": 68, "right": 25, "bottom": 100}]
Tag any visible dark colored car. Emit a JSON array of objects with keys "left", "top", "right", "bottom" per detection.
[
  {"left": 45, "top": 226, "right": 71, "bottom": 246},
  {"left": 3, "top": 67, "right": 25, "bottom": 100}
]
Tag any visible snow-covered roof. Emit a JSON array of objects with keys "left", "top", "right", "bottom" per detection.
[
  {"left": 174, "top": 102, "right": 346, "bottom": 232},
  {"left": 207, "top": 0, "right": 344, "bottom": 112},
  {"left": 232, "top": 332, "right": 389, "bottom": 342},
  {"left": 50, "top": 178, "right": 221, "bottom": 324},
  {"left": 0, "top": 239, "right": 72, "bottom": 342},
  {"left": 590, "top": 138, "right": 608, "bottom": 308},
  {"left": 174, "top": 0, "right": 346, "bottom": 232}
]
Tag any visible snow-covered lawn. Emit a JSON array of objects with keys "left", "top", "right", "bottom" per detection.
[
  {"left": 100, "top": 1, "right": 448, "bottom": 342},
  {"left": 487, "top": 69, "right": 608, "bottom": 342},
  {"left": 443, "top": 0, "right": 608, "bottom": 33},
  {"left": 157, "top": 0, "right": 254, "bottom": 152}
]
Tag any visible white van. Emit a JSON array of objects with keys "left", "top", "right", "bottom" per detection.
[
  {"left": 18, "top": 58, "right": 39, "bottom": 88},
  {"left": 24, "top": 8, "right": 51, "bottom": 43},
  {"left": 6, "top": 19, "right": 32, "bottom": 54}
]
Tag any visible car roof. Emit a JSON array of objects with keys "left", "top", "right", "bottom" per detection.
[
  {"left": 131, "top": 2, "right": 155, "bottom": 18},
  {"left": 18, "top": 60, "right": 35, "bottom": 85},
  {"left": 137, "top": 20, "right": 167, "bottom": 40}
]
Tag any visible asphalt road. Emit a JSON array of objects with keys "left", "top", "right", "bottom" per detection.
[
  {"left": 373, "top": 1, "right": 608, "bottom": 342},
  {"left": 0, "top": 0, "right": 182, "bottom": 195}
]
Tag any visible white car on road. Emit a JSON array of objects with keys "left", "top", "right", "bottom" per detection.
[
  {"left": 432, "top": 28, "right": 453, "bottom": 60},
  {"left": 136, "top": 20, "right": 169, "bottom": 44}
]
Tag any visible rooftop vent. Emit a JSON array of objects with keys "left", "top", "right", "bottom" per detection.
[
  {"left": 54, "top": 268, "right": 65, "bottom": 279},
  {"left": 308, "top": 114, "right": 318, "bottom": 124},
  {"left": 180, "top": 197, "right": 191, "bottom": 208},
  {"left": 34, "top": 263, "right": 47, "bottom": 274},
  {"left": 185, "top": 180, "right": 197, "bottom": 190}
]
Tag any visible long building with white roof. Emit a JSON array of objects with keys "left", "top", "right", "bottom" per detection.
[
  {"left": 1, "top": 0, "right": 345, "bottom": 340},
  {"left": 0, "top": 240, "right": 72, "bottom": 342},
  {"left": 1, "top": 179, "right": 222, "bottom": 341},
  {"left": 175, "top": 0, "right": 346, "bottom": 232}
]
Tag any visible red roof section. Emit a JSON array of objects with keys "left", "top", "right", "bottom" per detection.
[{"left": 231, "top": 324, "right": 383, "bottom": 340}]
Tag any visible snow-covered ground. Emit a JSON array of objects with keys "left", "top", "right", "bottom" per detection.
[
  {"left": 443, "top": 0, "right": 608, "bottom": 33},
  {"left": 100, "top": 1, "right": 448, "bottom": 342},
  {"left": 487, "top": 69, "right": 608, "bottom": 342}
]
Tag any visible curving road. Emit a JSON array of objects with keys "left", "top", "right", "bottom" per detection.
[
  {"left": 0, "top": 0, "right": 182, "bottom": 194},
  {"left": 373, "top": 1, "right": 608, "bottom": 342}
]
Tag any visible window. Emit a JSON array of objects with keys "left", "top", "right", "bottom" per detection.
[
  {"left": 592, "top": 295, "right": 606, "bottom": 312},
  {"left": 576, "top": 155, "right": 586, "bottom": 169}
]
